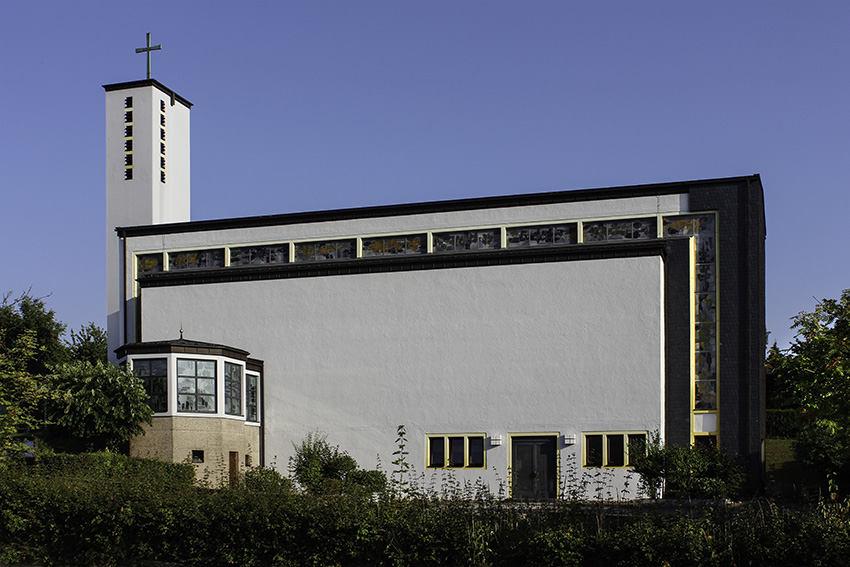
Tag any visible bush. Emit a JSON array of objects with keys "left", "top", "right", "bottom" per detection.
[
  {"left": 631, "top": 434, "right": 744, "bottom": 500},
  {"left": 291, "top": 431, "right": 385, "bottom": 495}
]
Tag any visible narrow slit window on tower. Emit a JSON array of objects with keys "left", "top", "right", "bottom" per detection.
[
  {"left": 160, "top": 142, "right": 165, "bottom": 155},
  {"left": 161, "top": 171, "right": 166, "bottom": 183},
  {"left": 161, "top": 100, "right": 166, "bottom": 112},
  {"left": 160, "top": 156, "right": 166, "bottom": 170},
  {"left": 160, "top": 128, "right": 165, "bottom": 141},
  {"left": 125, "top": 154, "right": 133, "bottom": 166},
  {"left": 125, "top": 96, "right": 133, "bottom": 108},
  {"left": 124, "top": 125, "right": 133, "bottom": 137},
  {"left": 124, "top": 111, "right": 133, "bottom": 123},
  {"left": 125, "top": 139, "right": 133, "bottom": 152},
  {"left": 124, "top": 168, "right": 133, "bottom": 180},
  {"left": 160, "top": 114, "right": 166, "bottom": 126}
]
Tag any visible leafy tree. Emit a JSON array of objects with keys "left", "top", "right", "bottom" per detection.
[
  {"left": 0, "top": 329, "right": 50, "bottom": 455},
  {"left": 43, "top": 361, "right": 153, "bottom": 453},
  {"left": 0, "top": 291, "right": 68, "bottom": 375},
  {"left": 776, "top": 289, "right": 850, "bottom": 485},
  {"left": 67, "top": 322, "right": 108, "bottom": 364}
]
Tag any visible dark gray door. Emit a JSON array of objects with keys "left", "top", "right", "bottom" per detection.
[{"left": 511, "top": 436, "right": 557, "bottom": 499}]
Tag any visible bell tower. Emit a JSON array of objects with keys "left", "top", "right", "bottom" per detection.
[{"left": 105, "top": 34, "right": 192, "bottom": 361}]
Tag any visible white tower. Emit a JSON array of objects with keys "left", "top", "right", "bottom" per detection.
[{"left": 105, "top": 78, "right": 192, "bottom": 361}]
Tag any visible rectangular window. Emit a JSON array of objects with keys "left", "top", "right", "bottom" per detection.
[
  {"left": 177, "top": 359, "right": 217, "bottom": 413},
  {"left": 161, "top": 100, "right": 166, "bottom": 112},
  {"left": 224, "top": 362, "right": 242, "bottom": 416},
  {"left": 137, "top": 253, "right": 163, "bottom": 275},
  {"left": 246, "top": 374, "right": 259, "bottom": 423},
  {"left": 584, "top": 432, "right": 646, "bottom": 468},
  {"left": 169, "top": 249, "right": 225, "bottom": 271},
  {"left": 160, "top": 114, "right": 166, "bottom": 127},
  {"left": 426, "top": 435, "right": 486, "bottom": 469},
  {"left": 230, "top": 244, "right": 290, "bottom": 266},
  {"left": 160, "top": 142, "right": 166, "bottom": 155},
  {"left": 124, "top": 154, "right": 133, "bottom": 166},
  {"left": 362, "top": 234, "right": 426, "bottom": 257},
  {"left": 160, "top": 128, "right": 166, "bottom": 141},
  {"left": 506, "top": 223, "right": 577, "bottom": 247},
  {"left": 124, "top": 111, "right": 133, "bottom": 123},
  {"left": 294, "top": 239, "right": 355, "bottom": 262},
  {"left": 124, "top": 125, "right": 133, "bottom": 137},
  {"left": 191, "top": 450, "right": 204, "bottom": 463},
  {"left": 124, "top": 168, "right": 133, "bottom": 180},
  {"left": 125, "top": 139, "right": 133, "bottom": 152},
  {"left": 161, "top": 171, "right": 166, "bottom": 183},
  {"left": 433, "top": 229, "right": 499, "bottom": 253},
  {"left": 160, "top": 156, "right": 166, "bottom": 169},
  {"left": 583, "top": 218, "right": 656, "bottom": 242},
  {"left": 125, "top": 96, "right": 133, "bottom": 108},
  {"left": 133, "top": 358, "right": 168, "bottom": 413}
]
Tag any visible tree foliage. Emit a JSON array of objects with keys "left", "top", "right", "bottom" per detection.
[
  {"left": 0, "top": 329, "right": 50, "bottom": 455},
  {"left": 0, "top": 291, "right": 68, "bottom": 375},
  {"left": 772, "top": 289, "right": 850, "bottom": 485},
  {"left": 67, "top": 322, "right": 108, "bottom": 365},
  {"left": 43, "top": 361, "right": 153, "bottom": 453}
]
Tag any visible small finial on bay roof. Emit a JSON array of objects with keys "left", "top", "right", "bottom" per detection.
[
  {"left": 135, "top": 33, "right": 162, "bottom": 80},
  {"left": 179, "top": 326, "right": 184, "bottom": 340}
]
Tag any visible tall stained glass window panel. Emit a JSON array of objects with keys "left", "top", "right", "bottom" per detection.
[
  {"left": 246, "top": 374, "right": 259, "bottom": 423},
  {"left": 177, "top": 359, "right": 216, "bottom": 413},
  {"left": 663, "top": 214, "right": 718, "bottom": 410},
  {"left": 224, "top": 362, "right": 242, "bottom": 416},
  {"left": 133, "top": 358, "right": 167, "bottom": 413}
]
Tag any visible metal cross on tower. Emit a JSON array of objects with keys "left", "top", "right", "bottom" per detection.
[{"left": 135, "top": 33, "right": 162, "bottom": 80}]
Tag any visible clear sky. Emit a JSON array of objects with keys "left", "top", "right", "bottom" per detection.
[{"left": 1, "top": 1, "right": 847, "bottom": 350}]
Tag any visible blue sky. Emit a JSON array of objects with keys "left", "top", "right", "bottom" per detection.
[{"left": 1, "top": 1, "right": 847, "bottom": 350}]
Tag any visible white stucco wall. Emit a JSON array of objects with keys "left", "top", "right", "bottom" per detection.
[{"left": 140, "top": 254, "right": 664, "bottom": 496}]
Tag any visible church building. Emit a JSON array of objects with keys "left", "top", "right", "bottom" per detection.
[{"left": 106, "top": 77, "right": 766, "bottom": 496}]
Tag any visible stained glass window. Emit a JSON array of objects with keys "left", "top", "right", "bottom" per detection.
[
  {"left": 133, "top": 358, "right": 167, "bottom": 413},
  {"left": 224, "top": 362, "right": 242, "bottom": 416},
  {"left": 177, "top": 359, "right": 216, "bottom": 413},
  {"left": 506, "top": 223, "right": 577, "bottom": 247},
  {"left": 583, "top": 218, "right": 656, "bottom": 242},
  {"left": 294, "top": 239, "right": 355, "bottom": 262},
  {"left": 433, "top": 229, "right": 499, "bottom": 252},
  {"left": 137, "top": 253, "right": 163, "bottom": 276},
  {"left": 246, "top": 374, "right": 259, "bottom": 423},
  {"left": 169, "top": 249, "right": 225, "bottom": 271},
  {"left": 362, "top": 234, "right": 425, "bottom": 256},
  {"left": 230, "top": 244, "right": 289, "bottom": 266}
]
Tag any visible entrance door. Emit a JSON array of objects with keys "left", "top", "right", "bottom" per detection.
[{"left": 511, "top": 436, "right": 557, "bottom": 499}]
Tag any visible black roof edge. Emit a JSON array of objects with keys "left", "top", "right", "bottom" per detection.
[
  {"left": 116, "top": 174, "right": 760, "bottom": 238},
  {"left": 115, "top": 338, "right": 249, "bottom": 360},
  {"left": 103, "top": 79, "right": 193, "bottom": 108}
]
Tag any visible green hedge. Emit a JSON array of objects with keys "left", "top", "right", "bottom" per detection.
[{"left": 2, "top": 453, "right": 850, "bottom": 566}]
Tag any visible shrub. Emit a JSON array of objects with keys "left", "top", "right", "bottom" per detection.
[{"left": 631, "top": 434, "right": 744, "bottom": 500}]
